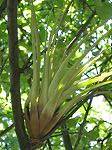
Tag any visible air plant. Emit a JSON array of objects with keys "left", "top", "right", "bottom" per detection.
[{"left": 24, "top": 0, "right": 112, "bottom": 148}]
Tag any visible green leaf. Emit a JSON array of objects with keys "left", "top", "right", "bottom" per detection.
[
  {"left": 95, "top": 0, "right": 112, "bottom": 20},
  {"left": 87, "top": 127, "right": 99, "bottom": 140},
  {"left": 67, "top": 117, "right": 80, "bottom": 128},
  {"left": 0, "top": 85, "right": 2, "bottom": 93}
]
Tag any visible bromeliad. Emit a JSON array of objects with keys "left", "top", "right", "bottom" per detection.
[{"left": 24, "top": 0, "right": 112, "bottom": 148}]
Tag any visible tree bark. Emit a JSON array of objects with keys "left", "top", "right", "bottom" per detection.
[{"left": 7, "top": 0, "right": 31, "bottom": 149}]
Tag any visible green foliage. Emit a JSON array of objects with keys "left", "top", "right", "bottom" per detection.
[
  {"left": 95, "top": 0, "right": 112, "bottom": 20},
  {"left": 0, "top": 0, "right": 112, "bottom": 149}
]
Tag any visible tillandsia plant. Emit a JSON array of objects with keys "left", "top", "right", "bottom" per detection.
[{"left": 24, "top": 0, "right": 112, "bottom": 148}]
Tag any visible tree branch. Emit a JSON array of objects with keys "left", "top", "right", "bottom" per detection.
[
  {"left": 61, "top": 123, "right": 73, "bottom": 150},
  {"left": 74, "top": 95, "right": 93, "bottom": 150},
  {"left": 65, "top": 11, "right": 96, "bottom": 55},
  {"left": 7, "top": 0, "right": 31, "bottom": 149},
  {"left": 0, "top": 123, "right": 14, "bottom": 137}
]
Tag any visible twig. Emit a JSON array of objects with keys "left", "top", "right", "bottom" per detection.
[
  {"left": 74, "top": 95, "right": 93, "bottom": 150},
  {"left": 65, "top": 11, "right": 96, "bottom": 55},
  {"left": 61, "top": 123, "right": 73, "bottom": 150},
  {"left": 19, "top": 54, "right": 32, "bottom": 73},
  {"left": 97, "top": 130, "right": 112, "bottom": 149},
  {"left": 103, "top": 95, "right": 112, "bottom": 108},
  {"left": 47, "top": 139, "right": 52, "bottom": 150},
  {"left": 19, "top": 47, "right": 48, "bottom": 73},
  {"left": 0, "top": 123, "right": 14, "bottom": 137}
]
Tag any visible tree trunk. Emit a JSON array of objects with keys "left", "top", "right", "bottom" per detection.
[{"left": 7, "top": 0, "right": 31, "bottom": 149}]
